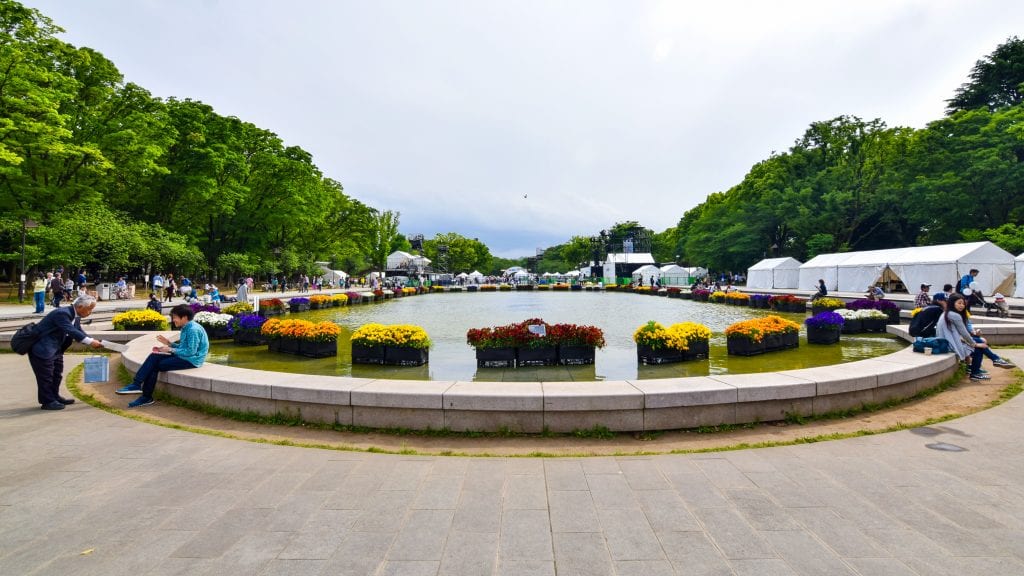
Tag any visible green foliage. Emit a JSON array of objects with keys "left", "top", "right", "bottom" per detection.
[{"left": 947, "top": 36, "right": 1024, "bottom": 114}]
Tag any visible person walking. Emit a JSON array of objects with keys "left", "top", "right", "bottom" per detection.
[
  {"left": 50, "top": 272, "right": 65, "bottom": 308},
  {"left": 115, "top": 304, "right": 209, "bottom": 408},
  {"left": 32, "top": 274, "right": 47, "bottom": 314},
  {"left": 236, "top": 279, "right": 249, "bottom": 305},
  {"left": 164, "top": 274, "right": 176, "bottom": 303},
  {"left": 28, "top": 295, "right": 103, "bottom": 410}
]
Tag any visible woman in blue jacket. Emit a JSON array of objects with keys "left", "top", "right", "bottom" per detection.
[{"left": 115, "top": 303, "right": 209, "bottom": 407}]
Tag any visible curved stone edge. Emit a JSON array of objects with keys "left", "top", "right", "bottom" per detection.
[{"left": 118, "top": 333, "right": 961, "bottom": 434}]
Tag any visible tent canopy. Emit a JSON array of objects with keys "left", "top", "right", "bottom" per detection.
[
  {"left": 746, "top": 257, "right": 801, "bottom": 289},
  {"left": 1015, "top": 252, "right": 1024, "bottom": 298},
  {"left": 468, "top": 270, "right": 484, "bottom": 278},
  {"left": 631, "top": 264, "right": 661, "bottom": 282},
  {"left": 799, "top": 242, "right": 1015, "bottom": 293}
]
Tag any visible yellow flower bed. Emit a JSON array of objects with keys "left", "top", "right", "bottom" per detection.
[
  {"left": 261, "top": 318, "right": 341, "bottom": 342},
  {"left": 222, "top": 302, "right": 253, "bottom": 315},
  {"left": 309, "top": 294, "right": 332, "bottom": 306},
  {"left": 725, "top": 292, "right": 750, "bottom": 303},
  {"left": 351, "top": 323, "right": 431, "bottom": 349},
  {"left": 402, "top": 287, "right": 417, "bottom": 294},
  {"left": 813, "top": 297, "right": 845, "bottom": 309},
  {"left": 633, "top": 321, "right": 711, "bottom": 351},
  {"left": 708, "top": 291, "right": 727, "bottom": 302},
  {"left": 634, "top": 286, "right": 652, "bottom": 292},
  {"left": 724, "top": 315, "right": 800, "bottom": 343},
  {"left": 112, "top": 309, "right": 168, "bottom": 331},
  {"left": 331, "top": 293, "right": 349, "bottom": 304},
  {"left": 431, "top": 286, "right": 445, "bottom": 292},
  {"left": 537, "top": 284, "right": 551, "bottom": 290}
]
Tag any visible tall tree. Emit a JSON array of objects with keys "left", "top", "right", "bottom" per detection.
[{"left": 947, "top": 36, "right": 1024, "bottom": 114}]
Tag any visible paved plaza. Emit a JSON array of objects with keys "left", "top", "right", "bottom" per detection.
[{"left": 1, "top": 352, "right": 1023, "bottom": 575}]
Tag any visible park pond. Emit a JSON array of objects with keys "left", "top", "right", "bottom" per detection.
[{"left": 206, "top": 291, "right": 905, "bottom": 381}]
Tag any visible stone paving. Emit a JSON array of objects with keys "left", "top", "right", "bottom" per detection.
[{"left": 1, "top": 352, "right": 1023, "bottom": 575}]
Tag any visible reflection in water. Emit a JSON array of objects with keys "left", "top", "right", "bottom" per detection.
[{"left": 207, "top": 292, "right": 905, "bottom": 382}]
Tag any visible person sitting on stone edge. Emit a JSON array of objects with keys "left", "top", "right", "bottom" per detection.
[{"left": 116, "top": 303, "right": 209, "bottom": 408}]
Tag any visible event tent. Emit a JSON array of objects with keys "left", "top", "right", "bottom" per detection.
[
  {"left": 746, "top": 257, "right": 801, "bottom": 289},
  {"left": 1015, "top": 253, "right": 1024, "bottom": 298},
  {"left": 468, "top": 270, "right": 484, "bottom": 280},
  {"left": 658, "top": 264, "right": 690, "bottom": 286},
  {"left": 631, "top": 264, "right": 661, "bottom": 284},
  {"left": 799, "top": 242, "right": 1016, "bottom": 294}
]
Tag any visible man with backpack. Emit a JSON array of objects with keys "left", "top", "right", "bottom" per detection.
[
  {"left": 909, "top": 293, "right": 949, "bottom": 354},
  {"left": 50, "top": 272, "right": 65, "bottom": 308},
  {"left": 26, "top": 295, "right": 103, "bottom": 410}
]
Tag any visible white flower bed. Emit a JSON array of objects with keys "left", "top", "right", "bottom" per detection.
[
  {"left": 835, "top": 308, "right": 887, "bottom": 320},
  {"left": 195, "top": 311, "right": 234, "bottom": 327}
]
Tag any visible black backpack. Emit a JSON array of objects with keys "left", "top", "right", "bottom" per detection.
[
  {"left": 908, "top": 306, "right": 942, "bottom": 338},
  {"left": 10, "top": 322, "right": 39, "bottom": 355}
]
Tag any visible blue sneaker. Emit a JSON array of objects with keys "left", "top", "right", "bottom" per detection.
[
  {"left": 115, "top": 383, "right": 143, "bottom": 395},
  {"left": 128, "top": 396, "right": 155, "bottom": 408}
]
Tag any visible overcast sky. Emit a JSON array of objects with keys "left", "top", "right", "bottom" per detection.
[{"left": 26, "top": 0, "right": 1024, "bottom": 257}]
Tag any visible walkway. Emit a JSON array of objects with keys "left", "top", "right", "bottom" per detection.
[{"left": 1, "top": 352, "right": 1023, "bottom": 575}]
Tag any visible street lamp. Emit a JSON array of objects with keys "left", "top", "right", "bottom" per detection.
[{"left": 18, "top": 218, "right": 39, "bottom": 303}]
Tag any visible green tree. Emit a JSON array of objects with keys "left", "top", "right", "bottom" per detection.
[
  {"left": 947, "top": 36, "right": 1024, "bottom": 114},
  {"left": 366, "top": 209, "right": 400, "bottom": 272}
]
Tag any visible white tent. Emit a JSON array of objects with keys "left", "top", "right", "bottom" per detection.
[
  {"left": 316, "top": 263, "right": 348, "bottom": 284},
  {"left": 1015, "top": 253, "right": 1024, "bottom": 298},
  {"left": 468, "top": 270, "right": 484, "bottom": 280},
  {"left": 747, "top": 257, "right": 802, "bottom": 289},
  {"left": 456, "top": 272, "right": 469, "bottom": 279},
  {"left": 801, "top": 242, "right": 1016, "bottom": 294},
  {"left": 659, "top": 264, "right": 689, "bottom": 286},
  {"left": 798, "top": 252, "right": 856, "bottom": 291},
  {"left": 565, "top": 270, "right": 580, "bottom": 277},
  {"left": 631, "top": 264, "right": 661, "bottom": 284},
  {"left": 386, "top": 251, "right": 414, "bottom": 270}
]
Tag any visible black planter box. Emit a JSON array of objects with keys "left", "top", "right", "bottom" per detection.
[
  {"left": 467, "top": 285, "right": 478, "bottom": 292},
  {"left": 288, "top": 303, "right": 310, "bottom": 313},
  {"left": 233, "top": 331, "right": 264, "bottom": 346},
  {"left": 683, "top": 340, "right": 710, "bottom": 360},
  {"left": 667, "top": 291, "right": 680, "bottom": 298},
  {"left": 680, "top": 292, "right": 692, "bottom": 299},
  {"left": 782, "top": 332, "right": 799, "bottom": 348},
  {"left": 763, "top": 333, "right": 785, "bottom": 352},
  {"left": 862, "top": 318, "right": 888, "bottom": 332},
  {"left": 352, "top": 344, "right": 385, "bottom": 364},
  {"left": 637, "top": 344, "right": 685, "bottom": 364},
  {"left": 517, "top": 346, "right": 558, "bottom": 366},
  {"left": 811, "top": 306, "right": 838, "bottom": 316},
  {"left": 299, "top": 340, "right": 337, "bottom": 358},
  {"left": 384, "top": 346, "right": 428, "bottom": 366},
  {"left": 257, "top": 308, "right": 284, "bottom": 317},
  {"left": 515, "top": 284, "right": 534, "bottom": 291},
  {"left": 570, "top": 284, "right": 582, "bottom": 291},
  {"left": 841, "top": 318, "right": 863, "bottom": 334},
  {"left": 885, "top": 309, "right": 901, "bottom": 325},
  {"left": 558, "top": 345, "right": 596, "bottom": 365},
  {"left": 727, "top": 336, "right": 765, "bottom": 356},
  {"left": 275, "top": 338, "right": 301, "bottom": 355},
  {"left": 476, "top": 347, "right": 516, "bottom": 368},
  {"left": 806, "top": 325, "right": 841, "bottom": 344},
  {"left": 202, "top": 325, "right": 232, "bottom": 340},
  {"left": 788, "top": 302, "right": 807, "bottom": 313}
]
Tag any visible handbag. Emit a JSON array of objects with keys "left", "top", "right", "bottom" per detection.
[{"left": 10, "top": 322, "right": 39, "bottom": 355}]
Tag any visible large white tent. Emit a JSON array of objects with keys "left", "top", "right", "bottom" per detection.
[
  {"left": 631, "top": 264, "right": 661, "bottom": 284},
  {"left": 1015, "top": 253, "right": 1024, "bottom": 298},
  {"left": 746, "top": 257, "right": 802, "bottom": 289},
  {"left": 799, "top": 242, "right": 1015, "bottom": 294},
  {"left": 659, "top": 264, "right": 689, "bottom": 286}
]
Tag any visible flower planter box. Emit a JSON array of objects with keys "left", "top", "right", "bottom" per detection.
[
  {"left": 727, "top": 336, "right": 765, "bottom": 356},
  {"left": 840, "top": 318, "right": 862, "bottom": 334},
  {"left": 680, "top": 292, "right": 692, "bottom": 299},
  {"left": 811, "top": 306, "right": 839, "bottom": 316},
  {"left": 806, "top": 325, "right": 841, "bottom": 344},
  {"left": 782, "top": 332, "right": 799, "bottom": 349},
  {"left": 298, "top": 340, "right": 337, "bottom": 358},
  {"left": 682, "top": 340, "right": 710, "bottom": 360},
  {"left": 763, "top": 333, "right": 785, "bottom": 352},
  {"left": 570, "top": 284, "right": 582, "bottom": 291},
  {"left": 558, "top": 345, "right": 596, "bottom": 365},
  {"left": 288, "top": 303, "right": 310, "bottom": 313},
  {"left": 787, "top": 302, "right": 806, "bottom": 313},
  {"left": 517, "top": 346, "right": 558, "bottom": 366},
  {"left": 233, "top": 331, "right": 264, "bottom": 346},
  {"left": 667, "top": 291, "right": 680, "bottom": 298},
  {"left": 201, "top": 325, "right": 232, "bottom": 340},
  {"left": 636, "top": 344, "right": 685, "bottom": 365},
  {"left": 276, "top": 338, "right": 301, "bottom": 355},
  {"left": 308, "top": 302, "right": 322, "bottom": 310},
  {"left": 352, "top": 344, "right": 385, "bottom": 364},
  {"left": 257, "top": 308, "right": 284, "bottom": 317},
  {"left": 515, "top": 284, "right": 534, "bottom": 291},
  {"left": 862, "top": 318, "right": 888, "bottom": 332},
  {"left": 467, "top": 285, "right": 478, "bottom": 292},
  {"left": 885, "top": 309, "right": 901, "bottom": 325},
  {"left": 475, "top": 347, "right": 516, "bottom": 368},
  {"left": 384, "top": 346, "right": 428, "bottom": 366}
]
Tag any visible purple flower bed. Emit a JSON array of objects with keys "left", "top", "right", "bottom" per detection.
[
  {"left": 288, "top": 297, "right": 310, "bottom": 305},
  {"left": 189, "top": 302, "right": 222, "bottom": 314},
  {"left": 751, "top": 294, "right": 772, "bottom": 303},
  {"left": 345, "top": 291, "right": 362, "bottom": 303},
  {"left": 230, "top": 313, "right": 267, "bottom": 333},
  {"left": 692, "top": 289, "right": 711, "bottom": 297},
  {"left": 805, "top": 311, "right": 844, "bottom": 329},
  {"left": 846, "top": 298, "right": 900, "bottom": 312}
]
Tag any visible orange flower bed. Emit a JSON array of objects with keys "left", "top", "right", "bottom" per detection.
[{"left": 724, "top": 315, "right": 800, "bottom": 343}]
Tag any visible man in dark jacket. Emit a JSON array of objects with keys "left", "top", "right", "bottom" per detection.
[{"left": 29, "top": 294, "right": 103, "bottom": 410}]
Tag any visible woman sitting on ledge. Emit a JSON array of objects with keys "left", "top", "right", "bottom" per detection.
[{"left": 115, "top": 303, "right": 209, "bottom": 408}]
